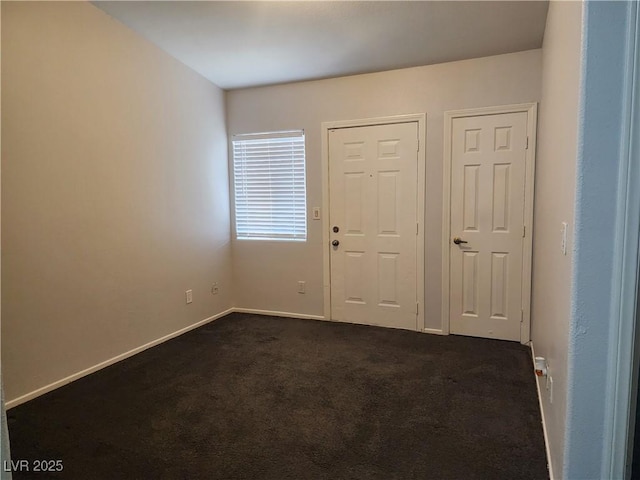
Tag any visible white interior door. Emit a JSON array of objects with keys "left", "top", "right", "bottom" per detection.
[
  {"left": 329, "top": 122, "right": 418, "bottom": 330},
  {"left": 449, "top": 112, "right": 528, "bottom": 341}
]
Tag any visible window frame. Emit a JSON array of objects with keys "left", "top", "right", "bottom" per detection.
[{"left": 231, "top": 130, "right": 308, "bottom": 242}]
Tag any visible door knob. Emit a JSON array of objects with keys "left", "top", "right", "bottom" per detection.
[
  {"left": 332, "top": 240, "right": 340, "bottom": 247},
  {"left": 453, "top": 237, "right": 468, "bottom": 245}
]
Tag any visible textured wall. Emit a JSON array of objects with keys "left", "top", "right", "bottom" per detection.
[
  {"left": 530, "top": 1, "right": 583, "bottom": 478},
  {"left": 226, "top": 49, "right": 542, "bottom": 330},
  {"left": 1, "top": 2, "right": 232, "bottom": 403},
  {"left": 565, "top": 2, "right": 636, "bottom": 478}
]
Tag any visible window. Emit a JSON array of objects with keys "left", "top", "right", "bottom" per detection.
[{"left": 232, "top": 130, "right": 307, "bottom": 241}]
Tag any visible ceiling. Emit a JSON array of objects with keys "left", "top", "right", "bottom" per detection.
[{"left": 93, "top": 1, "right": 549, "bottom": 90}]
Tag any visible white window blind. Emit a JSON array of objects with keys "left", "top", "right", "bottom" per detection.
[{"left": 232, "top": 130, "right": 307, "bottom": 241}]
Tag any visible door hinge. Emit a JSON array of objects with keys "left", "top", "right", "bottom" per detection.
[
  {"left": 416, "top": 222, "right": 419, "bottom": 235},
  {"left": 416, "top": 302, "right": 419, "bottom": 315},
  {"left": 526, "top": 136, "right": 529, "bottom": 150},
  {"left": 522, "top": 225, "right": 526, "bottom": 237},
  {"left": 521, "top": 310, "right": 524, "bottom": 323}
]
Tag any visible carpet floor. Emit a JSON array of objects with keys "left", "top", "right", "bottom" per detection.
[{"left": 7, "top": 313, "right": 548, "bottom": 479}]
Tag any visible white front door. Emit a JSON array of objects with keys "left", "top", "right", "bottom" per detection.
[
  {"left": 329, "top": 122, "right": 419, "bottom": 330},
  {"left": 449, "top": 112, "right": 528, "bottom": 341}
]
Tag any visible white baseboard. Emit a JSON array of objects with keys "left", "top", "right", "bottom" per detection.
[
  {"left": 5, "top": 308, "right": 234, "bottom": 410},
  {"left": 234, "top": 309, "right": 445, "bottom": 334},
  {"left": 4, "top": 308, "right": 446, "bottom": 409},
  {"left": 530, "top": 342, "right": 555, "bottom": 480},
  {"left": 232, "top": 307, "right": 325, "bottom": 321},
  {"left": 423, "top": 328, "right": 446, "bottom": 335}
]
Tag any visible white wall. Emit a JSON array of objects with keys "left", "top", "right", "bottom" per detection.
[
  {"left": 1, "top": 2, "right": 232, "bottom": 403},
  {"left": 0, "top": 3, "right": 10, "bottom": 475},
  {"left": 530, "top": 1, "right": 583, "bottom": 478},
  {"left": 226, "top": 50, "right": 542, "bottom": 329},
  {"left": 564, "top": 2, "right": 637, "bottom": 477}
]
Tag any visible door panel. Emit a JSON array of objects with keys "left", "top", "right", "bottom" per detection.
[
  {"left": 329, "top": 122, "right": 418, "bottom": 330},
  {"left": 450, "top": 112, "right": 528, "bottom": 341}
]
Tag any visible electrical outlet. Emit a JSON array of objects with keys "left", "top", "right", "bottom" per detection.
[
  {"left": 185, "top": 289, "right": 193, "bottom": 304},
  {"left": 211, "top": 283, "right": 219, "bottom": 295},
  {"left": 297, "top": 281, "right": 306, "bottom": 294}
]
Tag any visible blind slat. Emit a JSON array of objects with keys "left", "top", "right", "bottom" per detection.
[{"left": 232, "top": 132, "right": 307, "bottom": 241}]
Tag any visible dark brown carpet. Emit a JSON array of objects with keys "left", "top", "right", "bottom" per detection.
[{"left": 7, "top": 313, "right": 548, "bottom": 479}]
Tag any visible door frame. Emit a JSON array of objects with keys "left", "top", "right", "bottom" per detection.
[
  {"left": 321, "top": 113, "right": 427, "bottom": 331},
  {"left": 441, "top": 103, "right": 538, "bottom": 343},
  {"left": 608, "top": 2, "right": 640, "bottom": 477}
]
